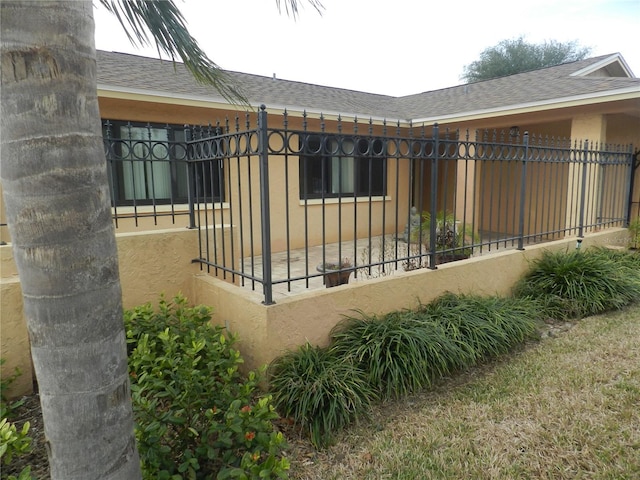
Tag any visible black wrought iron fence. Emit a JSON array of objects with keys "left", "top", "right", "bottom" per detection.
[
  {"left": 102, "top": 120, "right": 224, "bottom": 229},
  {"left": 1, "top": 115, "right": 636, "bottom": 287},
  {"left": 181, "top": 107, "right": 635, "bottom": 304}
]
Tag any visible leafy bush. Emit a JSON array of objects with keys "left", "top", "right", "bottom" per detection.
[
  {"left": 0, "top": 361, "right": 33, "bottom": 480},
  {"left": 414, "top": 210, "right": 477, "bottom": 256},
  {"left": 513, "top": 249, "right": 640, "bottom": 318},
  {"left": 0, "top": 361, "right": 24, "bottom": 420},
  {"left": 628, "top": 217, "right": 640, "bottom": 249},
  {"left": 0, "top": 418, "right": 31, "bottom": 467},
  {"left": 126, "top": 295, "right": 288, "bottom": 479},
  {"left": 330, "top": 311, "right": 461, "bottom": 401},
  {"left": 268, "top": 343, "right": 375, "bottom": 449}
]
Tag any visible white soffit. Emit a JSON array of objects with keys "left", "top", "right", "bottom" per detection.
[{"left": 570, "top": 54, "right": 635, "bottom": 79}]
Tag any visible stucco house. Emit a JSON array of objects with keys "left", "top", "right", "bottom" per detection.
[
  {"left": 96, "top": 50, "right": 639, "bottom": 141},
  {"left": 95, "top": 49, "right": 640, "bottom": 282},
  {"left": 94, "top": 50, "right": 639, "bottom": 237},
  {"left": 2, "top": 51, "right": 639, "bottom": 396}
]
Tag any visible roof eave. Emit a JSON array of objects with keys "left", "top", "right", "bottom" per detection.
[
  {"left": 570, "top": 53, "right": 635, "bottom": 78},
  {"left": 97, "top": 84, "right": 406, "bottom": 125},
  {"left": 410, "top": 87, "right": 640, "bottom": 125}
]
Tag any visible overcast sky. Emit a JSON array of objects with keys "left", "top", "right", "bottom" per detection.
[{"left": 94, "top": 0, "right": 640, "bottom": 97}]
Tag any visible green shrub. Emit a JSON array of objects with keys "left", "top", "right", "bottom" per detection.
[
  {"left": 268, "top": 293, "right": 543, "bottom": 449},
  {"left": 329, "top": 310, "right": 461, "bottom": 401},
  {"left": 0, "top": 361, "right": 24, "bottom": 420},
  {"left": 590, "top": 246, "right": 640, "bottom": 273},
  {"left": 0, "top": 361, "right": 33, "bottom": 480},
  {"left": 421, "top": 293, "right": 540, "bottom": 363},
  {"left": 0, "top": 418, "right": 31, "bottom": 466},
  {"left": 628, "top": 217, "right": 640, "bottom": 249},
  {"left": 268, "top": 343, "right": 375, "bottom": 449},
  {"left": 126, "top": 295, "right": 288, "bottom": 479},
  {"left": 513, "top": 249, "right": 640, "bottom": 318}
]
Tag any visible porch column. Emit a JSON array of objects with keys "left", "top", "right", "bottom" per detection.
[
  {"left": 454, "top": 127, "right": 480, "bottom": 240},
  {"left": 566, "top": 114, "right": 607, "bottom": 235},
  {"left": 455, "top": 158, "right": 476, "bottom": 228}
]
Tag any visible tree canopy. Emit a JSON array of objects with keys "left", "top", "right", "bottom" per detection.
[{"left": 461, "top": 36, "right": 591, "bottom": 83}]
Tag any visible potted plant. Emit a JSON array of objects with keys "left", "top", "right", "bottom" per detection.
[
  {"left": 316, "top": 258, "right": 352, "bottom": 288},
  {"left": 628, "top": 217, "right": 640, "bottom": 250},
  {"left": 413, "top": 211, "right": 476, "bottom": 263}
]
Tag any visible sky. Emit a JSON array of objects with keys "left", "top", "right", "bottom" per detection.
[{"left": 94, "top": 0, "right": 640, "bottom": 97}]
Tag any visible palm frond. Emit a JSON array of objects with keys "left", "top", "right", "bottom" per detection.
[
  {"left": 99, "top": 0, "right": 248, "bottom": 105},
  {"left": 275, "top": 0, "right": 324, "bottom": 18}
]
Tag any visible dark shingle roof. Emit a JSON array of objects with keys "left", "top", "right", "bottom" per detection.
[
  {"left": 397, "top": 56, "right": 640, "bottom": 120},
  {"left": 97, "top": 51, "right": 640, "bottom": 121}
]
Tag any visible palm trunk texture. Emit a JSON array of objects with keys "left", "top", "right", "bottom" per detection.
[{"left": 1, "top": 1, "right": 141, "bottom": 478}]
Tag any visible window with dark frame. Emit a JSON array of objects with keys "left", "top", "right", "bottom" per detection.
[
  {"left": 299, "top": 134, "right": 386, "bottom": 199},
  {"left": 102, "top": 121, "right": 224, "bottom": 206}
]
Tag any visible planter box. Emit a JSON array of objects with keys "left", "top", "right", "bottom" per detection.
[{"left": 316, "top": 264, "right": 352, "bottom": 288}]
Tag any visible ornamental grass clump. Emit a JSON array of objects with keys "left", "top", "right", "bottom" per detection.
[
  {"left": 420, "top": 293, "right": 540, "bottom": 367},
  {"left": 125, "top": 295, "right": 288, "bottom": 480},
  {"left": 590, "top": 246, "right": 640, "bottom": 273},
  {"left": 268, "top": 293, "right": 543, "bottom": 449},
  {"left": 268, "top": 343, "right": 375, "bottom": 449},
  {"left": 513, "top": 248, "right": 640, "bottom": 319},
  {"left": 329, "top": 310, "right": 462, "bottom": 401}
]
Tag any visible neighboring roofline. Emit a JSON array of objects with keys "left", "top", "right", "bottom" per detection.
[
  {"left": 412, "top": 87, "right": 640, "bottom": 125},
  {"left": 570, "top": 53, "right": 635, "bottom": 78},
  {"left": 97, "top": 85, "right": 405, "bottom": 124}
]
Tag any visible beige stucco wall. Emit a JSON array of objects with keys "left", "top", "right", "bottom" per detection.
[
  {"left": 0, "top": 276, "right": 31, "bottom": 397},
  {"left": 116, "top": 228, "right": 201, "bottom": 309},
  {"left": 0, "top": 228, "right": 200, "bottom": 398},
  {"left": 1, "top": 227, "right": 631, "bottom": 398},
  {"left": 192, "top": 228, "right": 629, "bottom": 373}
]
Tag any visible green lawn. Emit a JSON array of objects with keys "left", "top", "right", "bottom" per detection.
[{"left": 288, "top": 304, "right": 640, "bottom": 480}]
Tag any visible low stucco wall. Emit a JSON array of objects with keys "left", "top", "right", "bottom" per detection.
[
  {"left": 0, "top": 276, "right": 31, "bottom": 397},
  {"left": 0, "top": 227, "right": 200, "bottom": 398},
  {"left": 192, "top": 229, "right": 630, "bottom": 373},
  {"left": 116, "top": 227, "right": 201, "bottom": 309},
  {"left": 1, "top": 227, "right": 630, "bottom": 397}
]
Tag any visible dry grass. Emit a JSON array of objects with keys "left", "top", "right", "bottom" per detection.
[{"left": 286, "top": 304, "right": 640, "bottom": 480}]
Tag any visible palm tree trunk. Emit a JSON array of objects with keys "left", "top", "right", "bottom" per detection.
[{"left": 1, "top": 1, "right": 141, "bottom": 478}]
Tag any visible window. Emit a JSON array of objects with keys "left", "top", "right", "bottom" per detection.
[
  {"left": 299, "top": 135, "right": 386, "bottom": 199},
  {"left": 103, "top": 121, "right": 223, "bottom": 206}
]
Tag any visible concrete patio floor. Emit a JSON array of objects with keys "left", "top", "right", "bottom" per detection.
[
  {"left": 229, "top": 234, "right": 524, "bottom": 302},
  {"left": 238, "top": 235, "right": 409, "bottom": 300}
]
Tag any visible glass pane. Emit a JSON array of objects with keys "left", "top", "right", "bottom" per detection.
[
  {"left": 331, "top": 139, "right": 354, "bottom": 194},
  {"left": 121, "top": 126, "right": 171, "bottom": 200}
]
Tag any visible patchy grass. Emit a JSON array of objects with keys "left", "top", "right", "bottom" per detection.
[{"left": 287, "top": 304, "right": 640, "bottom": 480}]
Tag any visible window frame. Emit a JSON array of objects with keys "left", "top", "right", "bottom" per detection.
[
  {"left": 103, "top": 120, "right": 224, "bottom": 206},
  {"left": 299, "top": 134, "right": 387, "bottom": 200}
]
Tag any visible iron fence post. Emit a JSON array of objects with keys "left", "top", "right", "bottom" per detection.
[
  {"left": 624, "top": 146, "right": 638, "bottom": 226},
  {"left": 184, "top": 124, "right": 196, "bottom": 229},
  {"left": 578, "top": 139, "right": 590, "bottom": 238},
  {"left": 429, "top": 123, "right": 439, "bottom": 269},
  {"left": 258, "top": 105, "right": 274, "bottom": 305},
  {"left": 517, "top": 132, "right": 529, "bottom": 250}
]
